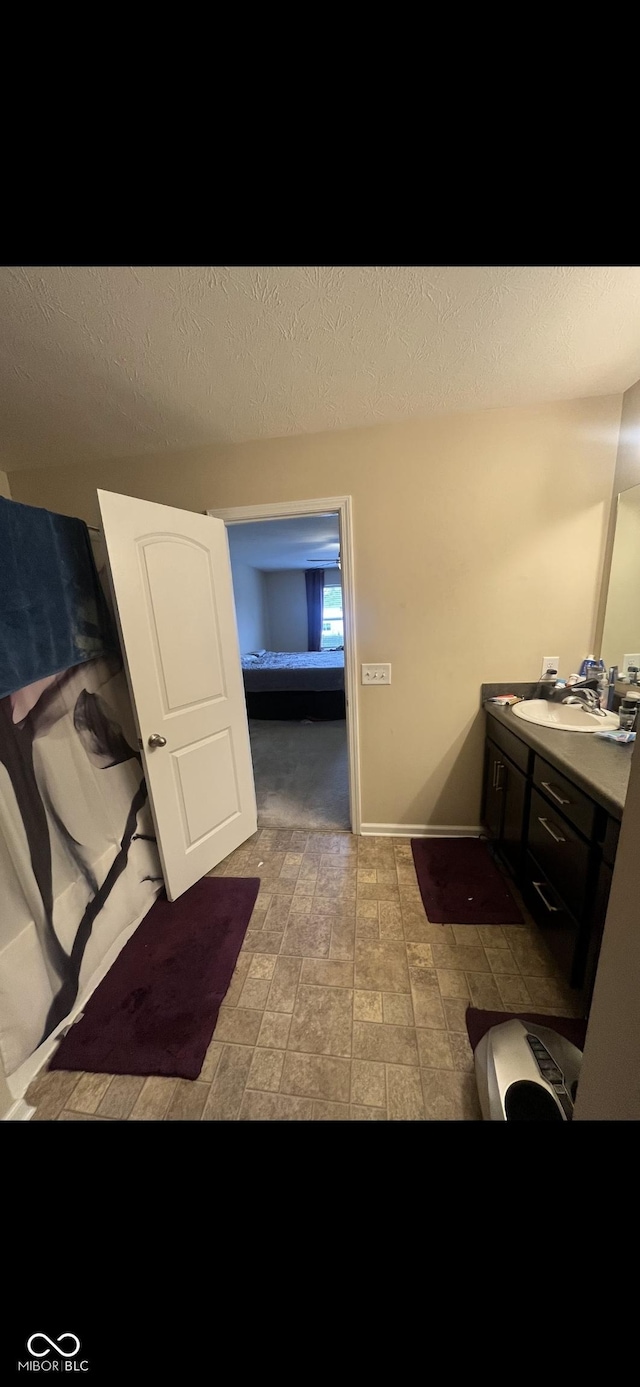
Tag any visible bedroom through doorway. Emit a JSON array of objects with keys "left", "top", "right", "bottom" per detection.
[{"left": 209, "top": 500, "right": 359, "bottom": 834}]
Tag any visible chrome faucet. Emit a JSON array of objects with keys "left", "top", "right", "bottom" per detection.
[{"left": 562, "top": 688, "right": 607, "bottom": 717}]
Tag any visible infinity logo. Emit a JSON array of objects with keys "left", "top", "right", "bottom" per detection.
[{"left": 27, "top": 1336, "right": 81, "bottom": 1359}]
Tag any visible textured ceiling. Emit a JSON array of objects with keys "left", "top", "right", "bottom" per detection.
[
  {"left": 2, "top": 265, "right": 640, "bottom": 472},
  {"left": 227, "top": 515, "right": 340, "bottom": 571}
]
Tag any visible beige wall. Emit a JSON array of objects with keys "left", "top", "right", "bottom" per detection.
[
  {"left": 229, "top": 559, "right": 268, "bottom": 654},
  {"left": 0, "top": 470, "right": 10, "bottom": 498},
  {"left": 9, "top": 394, "right": 622, "bottom": 828},
  {"left": 265, "top": 570, "right": 308, "bottom": 652}
]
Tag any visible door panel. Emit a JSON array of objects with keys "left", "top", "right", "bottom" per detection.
[
  {"left": 97, "top": 490, "right": 257, "bottom": 901},
  {"left": 141, "top": 538, "right": 224, "bottom": 709},
  {"left": 173, "top": 731, "right": 239, "bottom": 846}
]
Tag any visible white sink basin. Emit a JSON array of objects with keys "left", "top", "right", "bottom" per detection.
[{"left": 511, "top": 699, "right": 620, "bottom": 733}]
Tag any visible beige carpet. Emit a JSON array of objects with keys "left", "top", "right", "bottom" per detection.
[{"left": 248, "top": 719, "right": 350, "bottom": 830}]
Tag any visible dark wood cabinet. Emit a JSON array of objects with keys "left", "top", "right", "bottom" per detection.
[
  {"left": 482, "top": 736, "right": 528, "bottom": 879},
  {"left": 522, "top": 849, "right": 582, "bottom": 983},
  {"left": 580, "top": 858, "right": 613, "bottom": 1012},
  {"left": 528, "top": 785, "right": 590, "bottom": 922},
  {"left": 501, "top": 757, "right": 528, "bottom": 879},
  {"left": 482, "top": 740, "right": 505, "bottom": 842},
  {"left": 483, "top": 712, "right": 622, "bottom": 1007}
]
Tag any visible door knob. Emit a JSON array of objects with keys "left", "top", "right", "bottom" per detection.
[{"left": 147, "top": 733, "right": 167, "bottom": 748}]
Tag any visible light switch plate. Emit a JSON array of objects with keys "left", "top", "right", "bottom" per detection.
[
  {"left": 540, "top": 655, "right": 560, "bottom": 678},
  {"left": 362, "top": 663, "right": 391, "bottom": 685},
  {"left": 623, "top": 653, "right": 640, "bottom": 675}
]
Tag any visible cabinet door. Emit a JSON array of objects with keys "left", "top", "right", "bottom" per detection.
[
  {"left": 580, "top": 859, "right": 613, "bottom": 1013},
  {"left": 483, "top": 741, "right": 504, "bottom": 841},
  {"left": 501, "top": 759, "right": 527, "bottom": 880}
]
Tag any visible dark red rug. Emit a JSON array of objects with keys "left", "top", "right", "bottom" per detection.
[
  {"left": 465, "top": 1007, "right": 587, "bottom": 1053},
  {"left": 411, "top": 837, "right": 524, "bottom": 925},
  {"left": 49, "top": 876, "right": 260, "bottom": 1081}
]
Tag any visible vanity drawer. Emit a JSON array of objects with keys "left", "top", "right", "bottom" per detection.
[
  {"left": 522, "top": 850, "right": 582, "bottom": 984},
  {"left": 532, "top": 756, "right": 596, "bottom": 840},
  {"left": 528, "top": 787, "right": 590, "bottom": 920},
  {"left": 486, "top": 717, "right": 530, "bottom": 774}
]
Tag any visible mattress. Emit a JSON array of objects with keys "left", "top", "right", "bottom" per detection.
[{"left": 241, "top": 650, "right": 345, "bottom": 693}]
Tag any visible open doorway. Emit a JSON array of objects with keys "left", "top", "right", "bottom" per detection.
[{"left": 208, "top": 496, "right": 360, "bottom": 834}]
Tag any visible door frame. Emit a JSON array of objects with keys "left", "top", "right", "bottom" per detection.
[{"left": 207, "top": 495, "right": 361, "bottom": 835}]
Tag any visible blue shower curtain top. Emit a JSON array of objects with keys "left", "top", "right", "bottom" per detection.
[{"left": 0, "top": 497, "right": 118, "bottom": 699}]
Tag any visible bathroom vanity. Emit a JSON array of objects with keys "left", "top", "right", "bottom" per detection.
[{"left": 481, "top": 689, "right": 631, "bottom": 1013}]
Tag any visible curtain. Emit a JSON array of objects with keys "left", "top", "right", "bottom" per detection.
[
  {"left": 0, "top": 657, "right": 162, "bottom": 1079},
  {"left": 0, "top": 519, "right": 161, "bottom": 1082},
  {"left": 305, "top": 569, "right": 324, "bottom": 651}
]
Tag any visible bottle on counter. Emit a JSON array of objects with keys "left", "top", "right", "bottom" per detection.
[{"left": 618, "top": 694, "right": 640, "bottom": 731}]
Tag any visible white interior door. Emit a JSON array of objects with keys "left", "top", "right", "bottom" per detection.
[{"left": 97, "top": 489, "right": 257, "bottom": 901}]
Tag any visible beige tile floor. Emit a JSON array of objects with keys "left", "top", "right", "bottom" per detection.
[{"left": 26, "top": 830, "right": 582, "bottom": 1122}]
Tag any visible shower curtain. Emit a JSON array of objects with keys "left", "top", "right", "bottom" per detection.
[{"left": 0, "top": 508, "right": 162, "bottom": 1082}]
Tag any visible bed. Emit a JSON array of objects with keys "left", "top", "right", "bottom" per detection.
[{"left": 241, "top": 650, "right": 345, "bottom": 720}]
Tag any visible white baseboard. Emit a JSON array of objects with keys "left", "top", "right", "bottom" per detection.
[
  {"left": 3, "top": 1098, "right": 35, "bottom": 1121},
  {"left": 360, "top": 824, "right": 483, "bottom": 838}
]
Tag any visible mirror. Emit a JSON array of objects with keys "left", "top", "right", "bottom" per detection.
[{"left": 601, "top": 481, "right": 640, "bottom": 680}]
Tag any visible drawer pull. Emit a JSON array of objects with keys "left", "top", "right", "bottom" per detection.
[
  {"left": 538, "top": 816, "right": 566, "bottom": 844},
  {"left": 492, "top": 760, "right": 504, "bottom": 790},
  {"left": 532, "top": 880, "right": 560, "bottom": 913},
  {"left": 541, "top": 781, "right": 570, "bottom": 807}
]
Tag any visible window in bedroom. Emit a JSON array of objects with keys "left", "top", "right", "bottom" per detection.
[{"left": 321, "top": 581, "right": 343, "bottom": 649}]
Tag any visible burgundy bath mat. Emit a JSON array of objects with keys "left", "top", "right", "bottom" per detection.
[
  {"left": 465, "top": 1008, "right": 587, "bottom": 1054},
  {"left": 411, "top": 837, "right": 524, "bottom": 925},
  {"left": 50, "top": 875, "right": 260, "bottom": 1081}
]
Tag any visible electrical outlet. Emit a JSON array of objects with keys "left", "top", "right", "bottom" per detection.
[
  {"left": 622, "top": 653, "right": 640, "bottom": 676},
  {"left": 361, "top": 663, "right": 391, "bottom": 685},
  {"left": 540, "top": 655, "right": 560, "bottom": 679}
]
